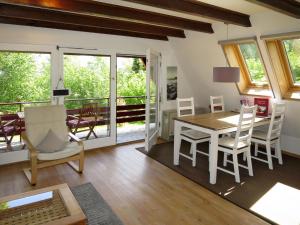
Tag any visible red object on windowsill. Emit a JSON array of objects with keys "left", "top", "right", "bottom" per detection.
[{"left": 254, "top": 97, "right": 269, "bottom": 117}]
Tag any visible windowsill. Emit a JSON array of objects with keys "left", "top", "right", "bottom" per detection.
[
  {"left": 283, "top": 90, "right": 300, "bottom": 101},
  {"left": 241, "top": 86, "right": 273, "bottom": 97}
]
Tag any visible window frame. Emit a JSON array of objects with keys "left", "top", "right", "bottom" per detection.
[
  {"left": 263, "top": 34, "right": 300, "bottom": 101},
  {"left": 220, "top": 38, "right": 274, "bottom": 97},
  {"left": 281, "top": 38, "right": 300, "bottom": 88}
]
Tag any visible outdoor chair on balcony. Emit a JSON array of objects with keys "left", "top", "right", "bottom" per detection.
[
  {"left": 22, "top": 105, "right": 84, "bottom": 185},
  {"left": 0, "top": 114, "right": 17, "bottom": 151},
  {"left": 67, "top": 103, "right": 100, "bottom": 140}
]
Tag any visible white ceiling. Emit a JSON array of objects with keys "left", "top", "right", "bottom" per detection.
[{"left": 194, "top": 0, "right": 267, "bottom": 14}]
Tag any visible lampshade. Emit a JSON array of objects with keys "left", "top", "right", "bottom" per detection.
[{"left": 213, "top": 67, "right": 240, "bottom": 82}]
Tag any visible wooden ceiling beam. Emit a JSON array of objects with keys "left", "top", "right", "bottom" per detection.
[
  {"left": 0, "top": 16, "right": 169, "bottom": 41},
  {"left": 0, "top": 0, "right": 214, "bottom": 33},
  {"left": 0, "top": 3, "right": 185, "bottom": 38},
  {"left": 122, "top": 0, "right": 251, "bottom": 27},
  {"left": 246, "top": 0, "right": 300, "bottom": 19}
]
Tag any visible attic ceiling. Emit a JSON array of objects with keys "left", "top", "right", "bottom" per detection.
[{"left": 0, "top": 0, "right": 299, "bottom": 40}]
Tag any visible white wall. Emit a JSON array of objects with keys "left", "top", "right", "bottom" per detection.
[{"left": 168, "top": 10, "right": 300, "bottom": 155}]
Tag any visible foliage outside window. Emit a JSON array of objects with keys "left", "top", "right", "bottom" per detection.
[
  {"left": 239, "top": 43, "right": 268, "bottom": 84},
  {"left": 63, "top": 54, "right": 111, "bottom": 109},
  {"left": 0, "top": 51, "right": 50, "bottom": 113},
  {"left": 282, "top": 38, "right": 300, "bottom": 84},
  {"left": 117, "top": 57, "right": 146, "bottom": 105}
]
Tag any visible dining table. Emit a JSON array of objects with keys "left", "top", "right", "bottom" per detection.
[{"left": 173, "top": 111, "right": 270, "bottom": 184}]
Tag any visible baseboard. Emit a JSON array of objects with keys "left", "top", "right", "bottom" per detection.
[{"left": 282, "top": 150, "right": 300, "bottom": 159}]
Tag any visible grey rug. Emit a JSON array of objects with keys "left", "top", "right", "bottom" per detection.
[{"left": 71, "top": 183, "right": 124, "bottom": 225}]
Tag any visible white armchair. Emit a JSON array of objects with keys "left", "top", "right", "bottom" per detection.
[{"left": 22, "top": 105, "right": 84, "bottom": 185}]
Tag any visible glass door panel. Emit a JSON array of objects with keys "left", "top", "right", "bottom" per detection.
[
  {"left": 145, "top": 49, "right": 160, "bottom": 152},
  {"left": 63, "top": 53, "right": 111, "bottom": 141}
]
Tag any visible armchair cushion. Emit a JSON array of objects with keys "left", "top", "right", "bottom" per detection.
[
  {"left": 37, "top": 142, "right": 82, "bottom": 161},
  {"left": 36, "top": 129, "right": 67, "bottom": 153}
]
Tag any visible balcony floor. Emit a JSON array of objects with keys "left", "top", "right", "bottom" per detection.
[
  {"left": 0, "top": 123, "right": 145, "bottom": 152},
  {"left": 117, "top": 123, "right": 145, "bottom": 144}
]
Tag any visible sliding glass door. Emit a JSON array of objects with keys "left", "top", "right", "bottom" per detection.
[{"left": 59, "top": 49, "right": 116, "bottom": 148}]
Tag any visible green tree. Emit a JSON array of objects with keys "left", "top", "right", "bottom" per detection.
[
  {"left": 63, "top": 55, "right": 110, "bottom": 109},
  {"left": 0, "top": 52, "right": 50, "bottom": 113}
]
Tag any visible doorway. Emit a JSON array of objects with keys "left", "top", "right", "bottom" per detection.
[{"left": 116, "top": 55, "right": 146, "bottom": 143}]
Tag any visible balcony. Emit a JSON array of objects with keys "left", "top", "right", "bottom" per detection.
[{"left": 0, "top": 96, "right": 146, "bottom": 152}]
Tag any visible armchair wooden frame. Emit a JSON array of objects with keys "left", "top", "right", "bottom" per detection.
[{"left": 21, "top": 132, "right": 84, "bottom": 185}]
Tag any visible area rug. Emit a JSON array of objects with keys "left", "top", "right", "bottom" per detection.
[
  {"left": 136, "top": 142, "right": 300, "bottom": 225},
  {"left": 71, "top": 183, "right": 123, "bottom": 225}
]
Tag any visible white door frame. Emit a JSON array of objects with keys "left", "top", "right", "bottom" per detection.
[
  {"left": 58, "top": 47, "right": 117, "bottom": 149},
  {"left": 145, "top": 49, "right": 161, "bottom": 152}
]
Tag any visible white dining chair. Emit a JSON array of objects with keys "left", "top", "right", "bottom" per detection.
[
  {"left": 250, "top": 103, "right": 286, "bottom": 170},
  {"left": 218, "top": 105, "right": 257, "bottom": 183},
  {"left": 210, "top": 96, "right": 225, "bottom": 113},
  {"left": 176, "top": 97, "right": 210, "bottom": 167}
]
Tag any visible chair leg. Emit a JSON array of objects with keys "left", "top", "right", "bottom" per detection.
[
  {"left": 233, "top": 153, "right": 240, "bottom": 183},
  {"left": 266, "top": 142, "right": 273, "bottom": 170},
  {"left": 223, "top": 153, "right": 228, "bottom": 167},
  {"left": 276, "top": 139, "right": 283, "bottom": 165},
  {"left": 191, "top": 142, "right": 196, "bottom": 167},
  {"left": 189, "top": 143, "right": 193, "bottom": 154},
  {"left": 254, "top": 143, "right": 258, "bottom": 156},
  {"left": 31, "top": 157, "right": 38, "bottom": 185},
  {"left": 79, "top": 150, "right": 84, "bottom": 173},
  {"left": 243, "top": 152, "right": 246, "bottom": 161},
  {"left": 24, "top": 156, "right": 38, "bottom": 185},
  {"left": 246, "top": 149, "right": 253, "bottom": 176}
]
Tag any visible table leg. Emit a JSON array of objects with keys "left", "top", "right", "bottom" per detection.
[
  {"left": 209, "top": 132, "right": 219, "bottom": 184},
  {"left": 173, "top": 121, "right": 182, "bottom": 165}
]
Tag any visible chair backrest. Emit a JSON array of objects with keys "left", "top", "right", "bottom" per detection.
[
  {"left": 176, "top": 97, "right": 195, "bottom": 117},
  {"left": 210, "top": 96, "right": 225, "bottom": 113},
  {"left": 24, "top": 105, "right": 68, "bottom": 147},
  {"left": 234, "top": 105, "right": 258, "bottom": 149},
  {"left": 81, "top": 103, "right": 99, "bottom": 118},
  {"left": 267, "top": 103, "right": 285, "bottom": 140}
]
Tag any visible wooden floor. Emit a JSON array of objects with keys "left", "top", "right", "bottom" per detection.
[{"left": 0, "top": 142, "right": 269, "bottom": 225}]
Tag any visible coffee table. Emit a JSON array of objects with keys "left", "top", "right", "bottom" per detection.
[{"left": 0, "top": 183, "right": 86, "bottom": 225}]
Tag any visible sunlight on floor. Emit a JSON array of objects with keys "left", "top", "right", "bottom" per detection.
[{"left": 250, "top": 182, "right": 300, "bottom": 225}]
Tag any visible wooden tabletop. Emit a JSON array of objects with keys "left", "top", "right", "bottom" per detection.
[
  {"left": 0, "top": 183, "right": 86, "bottom": 225},
  {"left": 174, "top": 111, "right": 269, "bottom": 131}
]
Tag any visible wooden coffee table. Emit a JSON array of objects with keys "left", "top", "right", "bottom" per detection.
[{"left": 0, "top": 183, "right": 86, "bottom": 225}]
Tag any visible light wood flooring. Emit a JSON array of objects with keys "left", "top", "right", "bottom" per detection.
[{"left": 0, "top": 142, "right": 269, "bottom": 225}]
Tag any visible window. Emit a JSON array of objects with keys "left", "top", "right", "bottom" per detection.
[
  {"left": 264, "top": 35, "right": 300, "bottom": 101},
  {"left": 239, "top": 43, "right": 268, "bottom": 84},
  {"left": 282, "top": 38, "right": 300, "bottom": 84},
  {"left": 221, "top": 39, "right": 273, "bottom": 97},
  {"left": 0, "top": 51, "right": 51, "bottom": 113}
]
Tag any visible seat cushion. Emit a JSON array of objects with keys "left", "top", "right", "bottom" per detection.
[
  {"left": 181, "top": 129, "right": 210, "bottom": 140},
  {"left": 219, "top": 136, "right": 248, "bottom": 150},
  {"left": 37, "top": 142, "right": 82, "bottom": 161},
  {"left": 67, "top": 119, "right": 90, "bottom": 128},
  {"left": 0, "top": 126, "right": 15, "bottom": 136},
  {"left": 36, "top": 129, "right": 67, "bottom": 153},
  {"left": 252, "top": 130, "right": 279, "bottom": 141}
]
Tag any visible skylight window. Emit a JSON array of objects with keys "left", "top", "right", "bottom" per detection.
[
  {"left": 239, "top": 43, "right": 267, "bottom": 84},
  {"left": 283, "top": 38, "right": 300, "bottom": 84}
]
